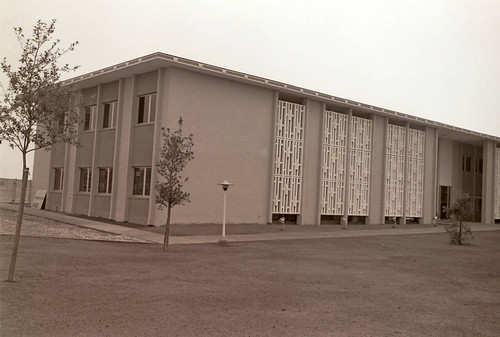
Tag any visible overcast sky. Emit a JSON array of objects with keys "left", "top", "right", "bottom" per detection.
[{"left": 1, "top": 0, "right": 499, "bottom": 179}]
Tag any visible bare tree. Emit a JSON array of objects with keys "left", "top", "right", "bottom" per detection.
[
  {"left": 155, "top": 117, "right": 194, "bottom": 251},
  {"left": 446, "top": 193, "right": 473, "bottom": 245},
  {"left": 0, "top": 20, "right": 79, "bottom": 281}
]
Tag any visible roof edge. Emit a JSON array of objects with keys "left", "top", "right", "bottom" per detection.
[{"left": 61, "top": 52, "right": 500, "bottom": 143}]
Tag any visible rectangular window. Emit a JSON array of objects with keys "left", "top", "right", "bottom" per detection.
[
  {"left": 476, "top": 158, "right": 483, "bottom": 174},
  {"left": 137, "top": 93, "right": 157, "bottom": 124},
  {"left": 133, "top": 167, "right": 152, "bottom": 196},
  {"left": 102, "top": 101, "right": 117, "bottom": 129},
  {"left": 98, "top": 168, "right": 113, "bottom": 194},
  {"left": 79, "top": 168, "right": 92, "bottom": 192},
  {"left": 57, "top": 115, "right": 65, "bottom": 134},
  {"left": 462, "top": 156, "right": 472, "bottom": 172},
  {"left": 53, "top": 168, "right": 64, "bottom": 191},
  {"left": 83, "top": 106, "right": 96, "bottom": 131}
]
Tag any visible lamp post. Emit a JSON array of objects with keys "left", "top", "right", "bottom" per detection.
[{"left": 217, "top": 180, "right": 233, "bottom": 245}]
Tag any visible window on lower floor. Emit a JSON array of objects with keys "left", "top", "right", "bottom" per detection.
[
  {"left": 133, "top": 167, "right": 151, "bottom": 196},
  {"left": 98, "top": 167, "right": 113, "bottom": 194},
  {"left": 53, "top": 168, "right": 64, "bottom": 191},
  {"left": 79, "top": 168, "right": 92, "bottom": 192}
]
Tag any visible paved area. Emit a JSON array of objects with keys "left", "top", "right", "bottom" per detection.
[{"left": 1, "top": 203, "right": 499, "bottom": 245}]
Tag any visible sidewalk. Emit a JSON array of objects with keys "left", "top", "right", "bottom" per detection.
[{"left": 2, "top": 203, "right": 499, "bottom": 245}]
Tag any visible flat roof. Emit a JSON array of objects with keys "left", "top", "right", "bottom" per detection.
[{"left": 62, "top": 52, "right": 500, "bottom": 145}]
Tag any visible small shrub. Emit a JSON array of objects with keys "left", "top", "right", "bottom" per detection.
[
  {"left": 446, "top": 222, "right": 473, "bottom": 245},
  {"left": 446, "top": 194, "right": 473, "bottom": 245}
]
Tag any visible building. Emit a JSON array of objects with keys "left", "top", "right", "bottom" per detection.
[{"left": 32, "top": 52, "right": 500, "bottom": 226}]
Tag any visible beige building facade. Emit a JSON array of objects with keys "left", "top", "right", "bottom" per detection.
[{"left": 32, "top": 53, "right": 500, "bottom": 226}]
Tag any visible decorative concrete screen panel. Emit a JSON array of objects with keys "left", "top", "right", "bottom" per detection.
[
  {"left": 272, "top": 101, "right": 305, "bottom": 214},
  {"left": 385, "top": 124, "right": 406, "bottom": 216},
  {"left": 348, "top": 116, "right": 372, "bottom": 216},
  {"left": 496, "top": 148, "right": 500, "bottom": 219},
  {"left": 406, "top": 129, "right": 425, "bottom": 217},
  {"left": 321, "top": 110, "right": 348, "bottom": 215}
]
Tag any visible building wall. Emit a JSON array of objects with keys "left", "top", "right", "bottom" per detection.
[
  {"left": 451, "top": 141, "right": 462, "bottom": 206},
  {"left": 368, "top": 115, "right": 386, "bottom": 224},
  {"left": 31, "top": 137, "right": 51, "bottom": 206},
  {"left": 482, "top": 141, "right": 496, "bottom": 223},
  {"left": 151, "top": 67, "right": 276, "bottom": 225},
  {"left": 47, "top": 142, "right": 66, "bottom": 211},
  {"left": 36, "top": 61, "right": 500, "bottom": 225},
  {"left": 422, "top": 127, "right": 438, "bottom": 224},
  {"left": 300, "top": 99, "right": 323, "bottom": 225},
  {"left": 113, "top": 77, "right": 134, "bottom": 221},
  {"left": 438, "top": 138, "right": 453, "bottom": 187}
]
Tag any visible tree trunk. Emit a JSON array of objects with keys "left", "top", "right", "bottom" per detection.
[
  {"left": 163, "top": 204, "right": 172, "bottom": 251},
  {"left": 7, "top": 161, "right": 29, "bottom": 281},
  {"left": 458, "top": 220, "right": 463, "bottom": 245}
]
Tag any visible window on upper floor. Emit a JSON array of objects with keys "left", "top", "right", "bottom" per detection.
[
  {"left": 133, "top": 167, "right": 151, "bottom": 196},
  {"left": 79, "top": 168, "right": 92, "bottom": 192},
  {"left": 102, "top": 101, "right": 117, "bottom": 129},
  {"left": 98, "top": 167, "right": 113, "bottom": 194},
  {"left": 53, "top": 168, "right": 64, "bottom": 191},
  {"left": 83, "top": 105, "right": 96, "bottom": 131},
  {"left": 137, "top": 93, "right": 156, "bottom": 124},
  {"left": 56, "top": 115, "right": 65, "bottom": 135}
]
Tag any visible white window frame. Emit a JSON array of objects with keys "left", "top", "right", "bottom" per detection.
[
  {"left": 83, "top": 105, "right": 96, "bottom": 131},
  {"left": 98, "top": 167, "right": 113, "bottom": 194},
  {"left": 53, "top": 168, "right": 64, "bottom": 191},
  {"left": 102, "top": 101, "right": 117, "bottom": 129},
  {"left": 137, "top": 93, "right": 156, "bottom": 124},
  {"left": 79, "top": 168, "right": 92, "bottom": 193},
  {"left": 133, "top": 167, "right": 152, "bottom": 196}
]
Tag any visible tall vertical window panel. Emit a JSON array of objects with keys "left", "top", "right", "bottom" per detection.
[
  {"left": 385, "top": 124, "right": 406, "bottom": 216},
  {"left": 406, "top": 129, "right": 425, "bottom": 217},
  {"left": 321, "top": 110, "right": 347, "bottom": 215},
  {"left": 495, "top": 148, "right": 500, "bottom": 219},
  {"left": 53, "top": 168, "right": 64, "bottom": 191},
  {"left": 133, "top": 167, "right": 152, "bottom": 196},
  {"left": 79, "top": 168, "right": 92, "bottom": 193},
  {"left": 102, "top": 101, "right": 117, "bottom": 129},
  {"left": 83, "top": 105, "right": 96, "bottom": 131},
  {"left": 348, "top": 116, "right": 372, "bottom": 215},
  {"left": 272, "top": 101, "right": 305, "bottom": 214},
  {"left": 98, "top": 168, "right": 113, "bottom": 194},
  {"left": 137, "top": 93, "right": 157, "bottom": 124}
]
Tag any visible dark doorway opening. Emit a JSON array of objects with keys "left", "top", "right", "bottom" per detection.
[{"left": 440, "top": 186, "right": 450, "bottom": 219}]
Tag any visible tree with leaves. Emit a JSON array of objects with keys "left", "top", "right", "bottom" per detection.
[
  {"left": 0, "top": 20, "right": 79, "bottom": 281},
  {"left": 446, "top": 193, "right": 473, "bottom": 245},
  {"left": 155, "top": 117, "right": 194, "bottom": 251}
]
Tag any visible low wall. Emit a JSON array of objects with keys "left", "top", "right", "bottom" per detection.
[{"left": 0, "top": 178, "right": 32, "bottom": 204}]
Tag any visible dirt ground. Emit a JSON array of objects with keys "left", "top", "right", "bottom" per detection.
[
  {"left": 110, "top": 216, "right": 441, "bottom": 236},
  {"left": 1, "top": 230, "right": 499, "bottom": 336}
]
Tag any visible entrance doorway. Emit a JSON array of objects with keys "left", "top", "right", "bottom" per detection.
[
  {"left": 440, "top": 186, "right": 450, "bottom": 219},
  {"left": 474, "top": 197, "right": 482, "bottom": 222}
]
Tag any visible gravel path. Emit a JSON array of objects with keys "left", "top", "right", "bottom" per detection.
[{"left": 0, "top": 208, "right": 150, "bottom": 243}]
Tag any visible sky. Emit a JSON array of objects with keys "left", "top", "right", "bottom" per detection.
[{"left": 1, "top": 0, "right": 499, "bottom": 179}]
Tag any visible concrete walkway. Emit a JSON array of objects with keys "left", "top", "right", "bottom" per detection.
[{"left": 2, "top": 203, "right": 499, "bottom": 245}]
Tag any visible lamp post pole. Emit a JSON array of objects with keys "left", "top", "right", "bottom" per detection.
[
  {"left": 222, "top": 189, "right": 227, "bottom": 239},
  {"left": 217, "top": 181, "right": 233, "bottom": 246}
]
